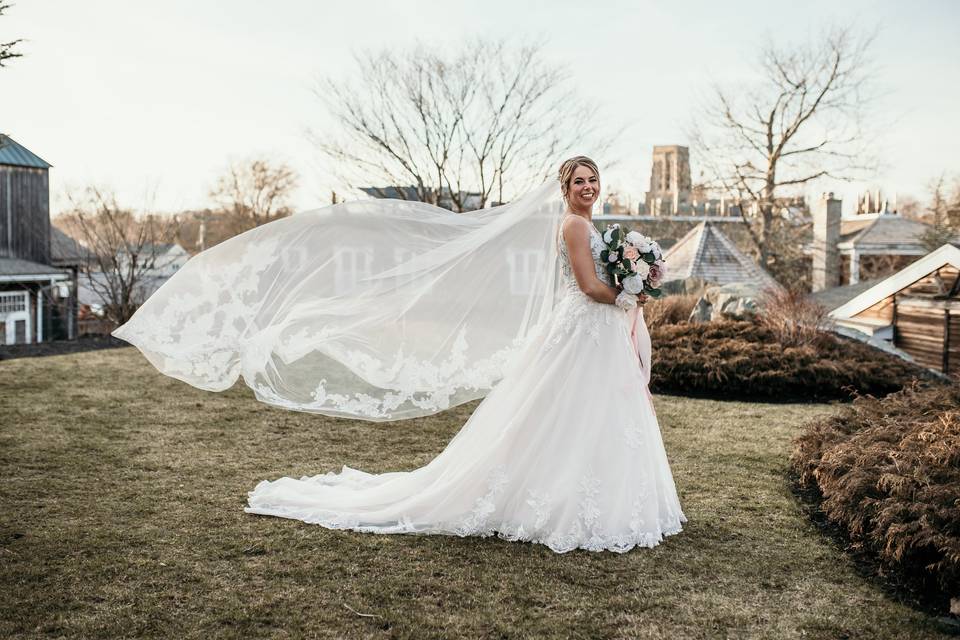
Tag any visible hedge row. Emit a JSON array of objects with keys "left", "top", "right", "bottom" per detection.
[
  {"left": 791, "top": 384, "right": 960, "bottom": 607},
  {"left": 648, "top": 320, "right": 931, "bottom": 401}
]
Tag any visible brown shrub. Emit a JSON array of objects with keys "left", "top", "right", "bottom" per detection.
[
  {"left": 758, "top": 286, "right": 830, "bottom": 348},
  {"left": 644, "top": 294, "right": 699, "bottom": 329},
  {"left": 649, "top": 319, "right": 932, "bottom": 401},
  {"left": 791, "top": 384, "right": 960, "bottom": 603}
]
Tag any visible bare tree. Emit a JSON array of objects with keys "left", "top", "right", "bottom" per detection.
[
  {"left": 0, "top": 2, "right": 22, "bottom": 67},
  {"left": 919, "top": 175, "right": 960, "bottom": 252},
  {"left": 57, "top": 188, "right": 178, "bottom": 325},
  {"left": 896, "top": 193, "right": 922, "bottom": 221},
  {"left": 691, "top": 25, "right": 879, "bottom": 281},
  {"left": 209, "top": 158, "right": 299, "bottom": 233},
  {"left": 312, "top": 38, "right": 609, "bottom": 211}
]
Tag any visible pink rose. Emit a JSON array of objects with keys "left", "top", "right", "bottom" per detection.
[{"left": 623, "top": 245, "right": 640, "bottom": 261}]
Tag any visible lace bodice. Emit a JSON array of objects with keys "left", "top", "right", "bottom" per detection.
[{"left": 557, "top": 217, "right": 613, "bottom": 295}]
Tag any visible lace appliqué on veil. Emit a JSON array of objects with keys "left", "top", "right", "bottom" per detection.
[{"left": 251, "top": 327, "right": 528, "bottom": 420}]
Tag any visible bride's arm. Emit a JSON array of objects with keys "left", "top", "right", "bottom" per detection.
[{"left": 562, "top": 217, "right": 621, "bottom": 305}]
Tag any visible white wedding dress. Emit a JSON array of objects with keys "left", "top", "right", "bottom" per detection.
[{"left": 245, "top": 220, "right": 687, "bottom": 553}]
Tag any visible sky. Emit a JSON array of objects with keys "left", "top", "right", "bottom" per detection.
[{"left": 2, "top": 0, "right": 959, "bottom": 217}]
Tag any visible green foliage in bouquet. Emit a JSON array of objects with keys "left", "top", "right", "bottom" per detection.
[{"left": 598, "top": 224, "right": 664, "bottom": 299}]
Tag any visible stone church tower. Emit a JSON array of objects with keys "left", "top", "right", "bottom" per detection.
[{"left": 645, "top": 145, "right": 691, "bottom": 216}]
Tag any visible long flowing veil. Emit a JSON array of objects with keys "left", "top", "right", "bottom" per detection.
[{"left": 112, "top": 181, "right": 568, "bottom": 422}]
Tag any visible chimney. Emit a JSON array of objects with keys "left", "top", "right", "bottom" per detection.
[{"left": 812, "top": 192, "right": 841, "bottom": 292}]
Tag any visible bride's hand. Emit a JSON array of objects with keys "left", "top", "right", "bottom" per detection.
[{"left": 636, "top": 293, "right": 649, "bottom": 305}]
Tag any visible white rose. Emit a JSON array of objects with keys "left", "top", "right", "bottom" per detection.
[
  {"left": 603, "top": 227, "right": 614, "bottom": 243},
  {"left": 633, "top": 260, "right": 651, "bottom": 279},
  {"left": 627, "top": 231, "right": 654, "bottom": 252},
  {"left": 622, "top": 274, "right": 644, "bottom": 294}
]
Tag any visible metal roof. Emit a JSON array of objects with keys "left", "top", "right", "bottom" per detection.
[{"left": 0, "top": 134, "right": 52, "bottom": 169}]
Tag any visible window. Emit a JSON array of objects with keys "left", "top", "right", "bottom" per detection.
[{"left": 0, "top": 291, "right": 27, "bottom": 314}]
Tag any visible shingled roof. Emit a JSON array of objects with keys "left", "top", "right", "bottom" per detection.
[
  {"left": 839, "top": 215, "right": 929, "bottom": 250},
  {"left": 663, "top": 221, "right": 777, "bottom": 289},
  {"left": 50, "top": 227, "right": 93, "bottom": 265},
  {"left": 0, "top": 257, "right": 67, "bottom": 279}
]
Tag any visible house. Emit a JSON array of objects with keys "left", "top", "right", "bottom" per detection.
[
  {"left": 828, "top": 243, "right": 960, "bottom": 374},
  {"left": 660, "top": 221, "right": 778, "bottom": 290},
  {"left": 128, "top": 243, "right": 190, "bottom": 278},
  {"left": 0, "top": 134, "right": 72, "bottom": 345},
  {"left": 78, "top": 242, "right": 190, "bottom": 317},
  {"left": 811, "top": 192, "right": 931, "bottom": 291}
]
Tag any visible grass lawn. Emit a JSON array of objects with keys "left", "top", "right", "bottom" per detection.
[{"left": 0, "top": 348, "right": 953, "bottom": 639}]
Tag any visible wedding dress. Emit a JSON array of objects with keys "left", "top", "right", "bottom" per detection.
[
  {"left": 112, "top": 180, "right": 687, "bottom": 553},
  {"left": 244, "top": 217, "right": 687, "bottom": 553}
]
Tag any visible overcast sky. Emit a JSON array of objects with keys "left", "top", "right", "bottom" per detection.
[{"left": 2, "top": 0, "right": 958, "bottom": 216}]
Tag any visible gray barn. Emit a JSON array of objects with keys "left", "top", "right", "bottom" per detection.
[{"left": 0, "top": 134, "right": 73, "bottom": 344}]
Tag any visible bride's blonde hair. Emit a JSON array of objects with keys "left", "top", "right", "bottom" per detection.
[{"left": 557, "top": 156, "right": 600, "bottom": 201}]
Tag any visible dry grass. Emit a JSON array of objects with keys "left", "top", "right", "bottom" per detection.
[
  {"left": 0, "top": 348, "right": 954, "bottom": 639},
  {"left": 643, "top": 294, "right": 699, "bottom": 328},
  {"left": 758, "top": 287, "right": 830, "bottom": 348}
]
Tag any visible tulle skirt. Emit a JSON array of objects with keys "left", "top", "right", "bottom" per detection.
[{"left": 245, "top": 290, "right": 687, "bottom": 553}]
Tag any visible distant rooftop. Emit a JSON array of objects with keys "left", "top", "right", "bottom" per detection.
[
  {"left": 839, "top": 214, "right": 929, "bottom": 249},
  {"left": 810, "top": 277, "right": 885, "bottom": 312},
  {"left": 663, "top": 221, "right": 777, "bottom": 289},
  {"left": 0, "top": 257, "right": 66, "bottom": 278},
  {"left": 50, "top": 227, "right": 93, "bottom": 265},
  {"left": 0, "top": 134, "right": 52, "bottom": 169}
]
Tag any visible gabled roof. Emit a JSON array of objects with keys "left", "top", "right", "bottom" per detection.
[
  {"left": 50, "top": 227, "right": 93, "bottom": 265},
  {"left": 829, "top": 243, "right": 960, "bottom": 319},
  {"left": 838, "top": 214, "right": 929, "bottom": 249},
  {"left": 662, "top": 221, "right": 778, "bottom": 289},
  {"left": 0, "top": 134, "right": 52, "bottom": 169}
]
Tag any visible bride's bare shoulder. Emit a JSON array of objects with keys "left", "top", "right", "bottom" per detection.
[{"left": 560, "top": 214, "right": 591, "bottom": 242}]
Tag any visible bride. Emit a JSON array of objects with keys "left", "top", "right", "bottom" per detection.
[{"left": 113, "top": 156, "right": 687, "bottom": 553}]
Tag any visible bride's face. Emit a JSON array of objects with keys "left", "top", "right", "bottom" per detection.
[{"left": 568, "top": 166, "right": 599, "bottom": 209}]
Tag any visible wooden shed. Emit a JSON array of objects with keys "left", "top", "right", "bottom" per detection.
[{"left": 829, "top": 244, "right": 960, "bottom": 374}]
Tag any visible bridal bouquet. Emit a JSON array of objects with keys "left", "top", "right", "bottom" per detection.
[{"left": 599, "top": 224, "right": 666, "bottom": 309}]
